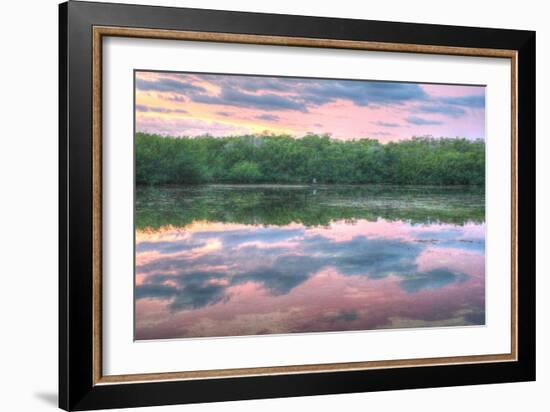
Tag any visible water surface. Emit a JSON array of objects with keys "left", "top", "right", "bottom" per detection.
[{"left": 135, "top": 185, "right": 485, "bottom": 340}]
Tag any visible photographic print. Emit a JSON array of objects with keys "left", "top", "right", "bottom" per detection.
[
  {"left": 134, "top": 71, "right": 486, "bottom": 340},
  {"left": 60, "top": 5, "right": 534, "bottom": 408}
]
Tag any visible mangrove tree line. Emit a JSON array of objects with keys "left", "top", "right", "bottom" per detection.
[{"left": 135, "top": 132, "right": 485, "bottom": 186}]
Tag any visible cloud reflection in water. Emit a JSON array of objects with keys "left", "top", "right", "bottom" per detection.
[{"left": 135, "top": 218, "right": 485, "bottom": 340}]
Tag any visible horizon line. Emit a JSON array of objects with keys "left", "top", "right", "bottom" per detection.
[{"left": 135, "top": 131, "right": 486, "bottom": 144}]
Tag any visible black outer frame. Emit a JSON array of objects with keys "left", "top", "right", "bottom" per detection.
[{"left": 59, "top": 1, "right": 535, "bottom": 410}]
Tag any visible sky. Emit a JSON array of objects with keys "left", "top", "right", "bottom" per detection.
[{"left": 135, "top": 71, "right": 485, "bottom": 142}]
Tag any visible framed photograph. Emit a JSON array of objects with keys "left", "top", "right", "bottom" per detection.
[{"left": 59, "top": 1, "right": 535, "bottom": 410}]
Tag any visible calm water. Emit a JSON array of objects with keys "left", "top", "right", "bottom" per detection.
[{"left": 135, "top": 185, "right": 485, "bottom": 340}]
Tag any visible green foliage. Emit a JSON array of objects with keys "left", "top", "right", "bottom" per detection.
[
  {"left": 228, "top": 161, "right": 263, "bottom": 183},
  {"left": 135, "top": 133, "right": 485, "bottom": 186},
  {"left": 135, "top": 133, "right": 204, "bottom": 184}
]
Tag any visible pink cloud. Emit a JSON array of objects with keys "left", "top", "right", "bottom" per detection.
[{"left": 135, "top": 71, "right": 486, "bottom": 142}]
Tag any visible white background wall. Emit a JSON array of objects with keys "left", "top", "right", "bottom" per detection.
[{"left": 0, "top": 0, "right": 546, "bottom": 411}]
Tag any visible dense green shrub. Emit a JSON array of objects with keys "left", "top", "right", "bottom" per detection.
[
  {"left": 135, "top": 132, "right": 485, "bottom": 186},
  {"left": 228, "top": 161, "right": 263, "bottom": 183}
]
